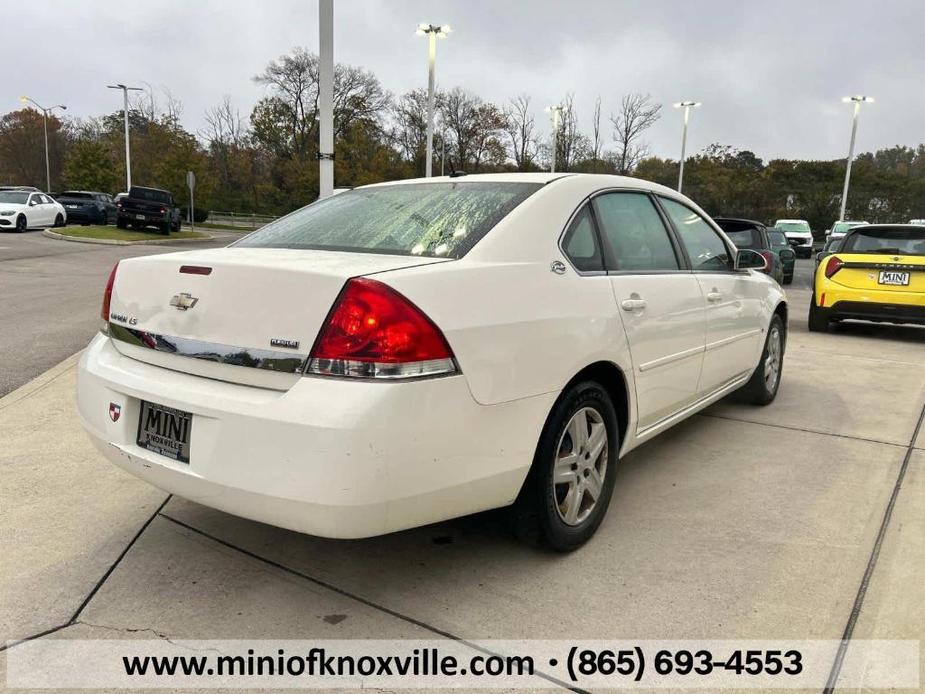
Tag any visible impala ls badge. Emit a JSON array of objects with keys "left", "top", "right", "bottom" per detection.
[
  {"left": 270, "top": 338, "right": 300, "bottom": 349},
  {"left": 169, "top": 292, "right": 198, "bottom": 310}
]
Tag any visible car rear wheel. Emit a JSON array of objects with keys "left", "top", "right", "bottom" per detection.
[
  {"left": 116, "top": 218, "right": 127, "bottom": 229},
  {"left": 782, "top": 273, "right": 793, "bottom": 285},
  {"left": 510, "top": 381, "right": 618, "bottom": 551},
  {"left": 738, "top": 314, "right": 785, "bottom": 405}
]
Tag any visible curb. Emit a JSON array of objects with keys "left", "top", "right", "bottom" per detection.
[
  {"left": 0, "top": 351, "right": 82, "bottom": 411},
  {"left": 42, "top": 229, "right": 213, "bottom": 246}
]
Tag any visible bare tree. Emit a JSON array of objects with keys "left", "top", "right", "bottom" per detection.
[
  {"left": 610, "top": 93, "right": 662, "bottom": 174},
  {"left": 203, "top": 96, "right": 246, "bottom": 148},
  {"left": 503, "top": 94, "right": 537, "bottom": 171},
  {"left": 391, "top": 88, "right": 446, "bottom": 174},
  {"left": 590, "top": 96, "right": 603, "bottom": 169},
  {"left": 441, "top": 87, "right": 505, "bottom": 171},
  {"left": 548, "top": 93, "right": 589, "bottom": 172},
  {"left": 253, "top": 48, "right": 391, "bottom": 157}
]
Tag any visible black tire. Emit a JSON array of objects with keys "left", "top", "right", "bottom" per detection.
[
  {"left": 782, "top": 273, "right": 793, "bottom": 285},
  {"left": 510, "top": 381, "right": 619, "bottom": 552},
  {"left": 738, "top": 314, "right": 785, "bottom": 405},
  {"left": 16, "top": 214, "right": 27, "bottom": 232},
  {"left": 159, "top": 222, "right": 170, "bottom": 236},
  {"left": 116, "top": 217, "right": 128, "bottom": 229},
  {"left": 807, "top": 293, "right": 830, "bottom": 333},
  {"left": 54, "top": 213, "right": 64, "bottom": 228}
]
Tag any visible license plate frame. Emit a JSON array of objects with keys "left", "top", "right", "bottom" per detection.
[
  {"left": 878, "top": 270, "right": 910, "bottom": 286},
  {"left": 136, "top": 401, "right": 192, "bottom": 463},
  {"left": 135, "top": 214, "right": 146, "bottom": 220}
]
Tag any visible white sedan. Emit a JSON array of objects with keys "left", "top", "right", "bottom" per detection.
[
  {"left": 77, "top": 174, "right": 787, "bottom": 550},
  {"left": 0, "top": 190, "right": 67, "bottom": 232}
]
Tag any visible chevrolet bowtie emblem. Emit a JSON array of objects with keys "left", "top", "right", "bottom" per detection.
[{"left": 169, "top": 292, "right": 198, "bottom": 310}]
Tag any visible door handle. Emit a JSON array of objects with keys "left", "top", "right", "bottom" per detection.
[
  {"left": 707, "top": 292, "right": 723, "bottom": 303},
  {"left": 620, "top": 298, "right": 647, "bottom": 311}
]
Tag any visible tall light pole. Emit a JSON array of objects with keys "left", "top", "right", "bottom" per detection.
[
  {"left": 545, "top": 105, "right": 562, "bottom": 173},
  {"left": 416, "top": 23, "right": 450, "bottom": 177},
  {"left": 107, "top": 84, "right": 144, "bottom": 191},
  {"left": 19, "top": 97, "right": 66, "bottom": 192},
  {"left": 318, "top": 0, "right": 334, "bottom": 198},
  {"left": 839, "top": 95, "right": 874, "bottom": 221},
  {"left": 673, "top": 101, "right": 700, "bottom": 193}
]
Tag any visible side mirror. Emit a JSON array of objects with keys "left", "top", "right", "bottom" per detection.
[{"left": 735, "top": 249, "right": 768, "bottom": 271}]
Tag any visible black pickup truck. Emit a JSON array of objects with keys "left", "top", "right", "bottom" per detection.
[{"left": 116, "top": 186, "right": 181, "bottom": 234}]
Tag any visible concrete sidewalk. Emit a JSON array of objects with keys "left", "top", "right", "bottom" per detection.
[{"left": 2, "top": 289, "right": 924, "bottom": 692}]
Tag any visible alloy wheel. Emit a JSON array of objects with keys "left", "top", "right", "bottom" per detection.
[
  {"left": 554, "top": 406, "right": 608, "bottom": 526},
  {"left": 764, "top": 325, "right": 782, "bottom": 390}
]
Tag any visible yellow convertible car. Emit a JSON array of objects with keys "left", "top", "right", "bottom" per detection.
[{"left": 809, "top": 224, "right": 925, "bottom": 332}]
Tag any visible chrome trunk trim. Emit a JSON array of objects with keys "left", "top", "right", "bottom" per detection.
[{"left": 108, "top": 323, "right": 309, "bottom": 374}]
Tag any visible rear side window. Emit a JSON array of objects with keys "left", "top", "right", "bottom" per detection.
[
  {"left": 61, "top": 191, "right": 94, "bottom": 199},
  {"left": 592, "top": 192, "right": 679, "bottom": 271},
  {"left": 660, "top": 198, "right": 732, "bottom": 271},
  {"left": 562, "top": 205, "right": 604, "bottom": 272},
  {"left": 236, "top": 182, "right": 542, "bottom": 258}
]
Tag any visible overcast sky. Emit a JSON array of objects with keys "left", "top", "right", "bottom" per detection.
[{"left": 10, "top": 0, "right": 924, "bottom": 161}]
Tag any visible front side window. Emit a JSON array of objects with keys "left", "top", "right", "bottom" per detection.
[
  {"left": 592, "top": 192, "right": 679, "bottom": 271},
  {"left": 561, "top": 205, "right": 604, "bottom": 272},
  {"left": 660, "top": 198, "right": 732, "bottom": 271},
  {"left": 236, "top": 182, "right": 542, "bottom": 259}
]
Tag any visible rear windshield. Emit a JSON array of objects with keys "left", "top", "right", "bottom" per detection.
[
  {"left": 768, "top": 230, "right": 788, "bottom": 247},
  {"left": 129, "top": 187, "right": 171, "bottom": 204},
  {"left": 0, "top": 192, "right": 28, "bottom": 204},
  {"left": 60, "top": 191, "right": 94, "bottom": 199},
  {"left": 833, "top": 221, "right": 866, "bottom": 233},
  {"left": 841, "top": 227, "right": 925, "bottom": 256},
  {"left": 235, "top": 182, "right": 543, "bottom": 258},
  {"left": 723, "top": 228, "right": 762, "bottom": 249},
  {"left": 776, "top": 222, "right": 810, "bottom": 232}
]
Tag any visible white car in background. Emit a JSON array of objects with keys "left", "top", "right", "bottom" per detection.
[
  {"left": 0, "top": 190, "right": 67, "bottom": 232},
  {"left": 773, "top": 219, "right": 814, "bottom": 258},
  {"left": 77, "top": 173, "right": 787, "bottom": 550},
  {"left": 827, "top": 220, "right": 869, "bottom": 240}
]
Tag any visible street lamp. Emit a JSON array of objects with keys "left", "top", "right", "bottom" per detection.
[
  {"left": 545, "top": 105, "right": 563, "bottom": 173},
  {"left": 839, "top": 95, "right": 874, "bottom": 221},
  {"left": 107, "top": 84, "right": 144, "bottom": 191},
  {"left": 19, "top": 96, "right": 67, "bottom": 192},
  {"left": 673, "top": 101, "right": 700, "bottom": 193},
  {"left": 415, "top": 23, "right": 450, "bottom": 177}
]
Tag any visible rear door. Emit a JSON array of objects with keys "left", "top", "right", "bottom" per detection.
[
  {"left": 590, "top": 191, "right": 706, "bottom": 431},
  {"left": 658, "top": 197, "right": 765, "bottom": 395}
]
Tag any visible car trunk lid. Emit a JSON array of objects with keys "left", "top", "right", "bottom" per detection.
[
  {"left": 829, "top": 253, "right": 925, "bottom": 292},
  {"left": 107, "top": 248, "right": 450, "bottom": 389}
]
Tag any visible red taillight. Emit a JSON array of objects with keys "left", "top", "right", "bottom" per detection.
[
  {"left": 760, "top": 250, "right": 775, "bottom": 273},
  {"left": 159, "top": 206, "right": 166, "bottom": 214},
  {"left": 100, "top": 262, "right": 119, "bottom": 331},
  {"left": 824, "top": 255, "right": 844, "bottom": 279},
  {"left": 308, "top": 278, "right": 456, "bottom": 379}
]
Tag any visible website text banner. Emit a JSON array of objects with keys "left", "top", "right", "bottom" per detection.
[{"left": 5, "top": 639, "right": 920, "bottom": 689}]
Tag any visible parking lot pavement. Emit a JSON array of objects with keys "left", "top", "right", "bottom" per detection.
[
  {"left": 0, "top": 230, "right": 236, "bottom": 398},
  {"left": 1, "top": 257, "right": 923, "bottom": 690}
]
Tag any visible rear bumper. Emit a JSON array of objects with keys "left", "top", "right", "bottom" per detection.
[
  {"left": 829, "top": 300, "right": 925, "bottom": 325},
  {"left": 64, "top": 208, "right": 100, "bottom": 222},
  {"left": 77, "top": 335, "right": 552, "bottom": 538}
]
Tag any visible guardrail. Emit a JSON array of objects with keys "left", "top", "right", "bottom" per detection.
[{"left": 206, "top": 211, "right": 279, "bottom": 229}]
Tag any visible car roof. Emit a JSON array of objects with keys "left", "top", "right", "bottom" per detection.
[
  {"left": 359, "top": 172, "right": 678, "bottom": 195},
  {"left": 60, "top": 190, "right": 106, "bottom": 195},
  {"left": 130, "top": 186, "right": 170, "bottom": 193},
  {"left": 774, "top": 218, "right": 809, "bottom": 223},
  {"left": 714, "top": 217, "right": 767, "bottom": 227}
]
